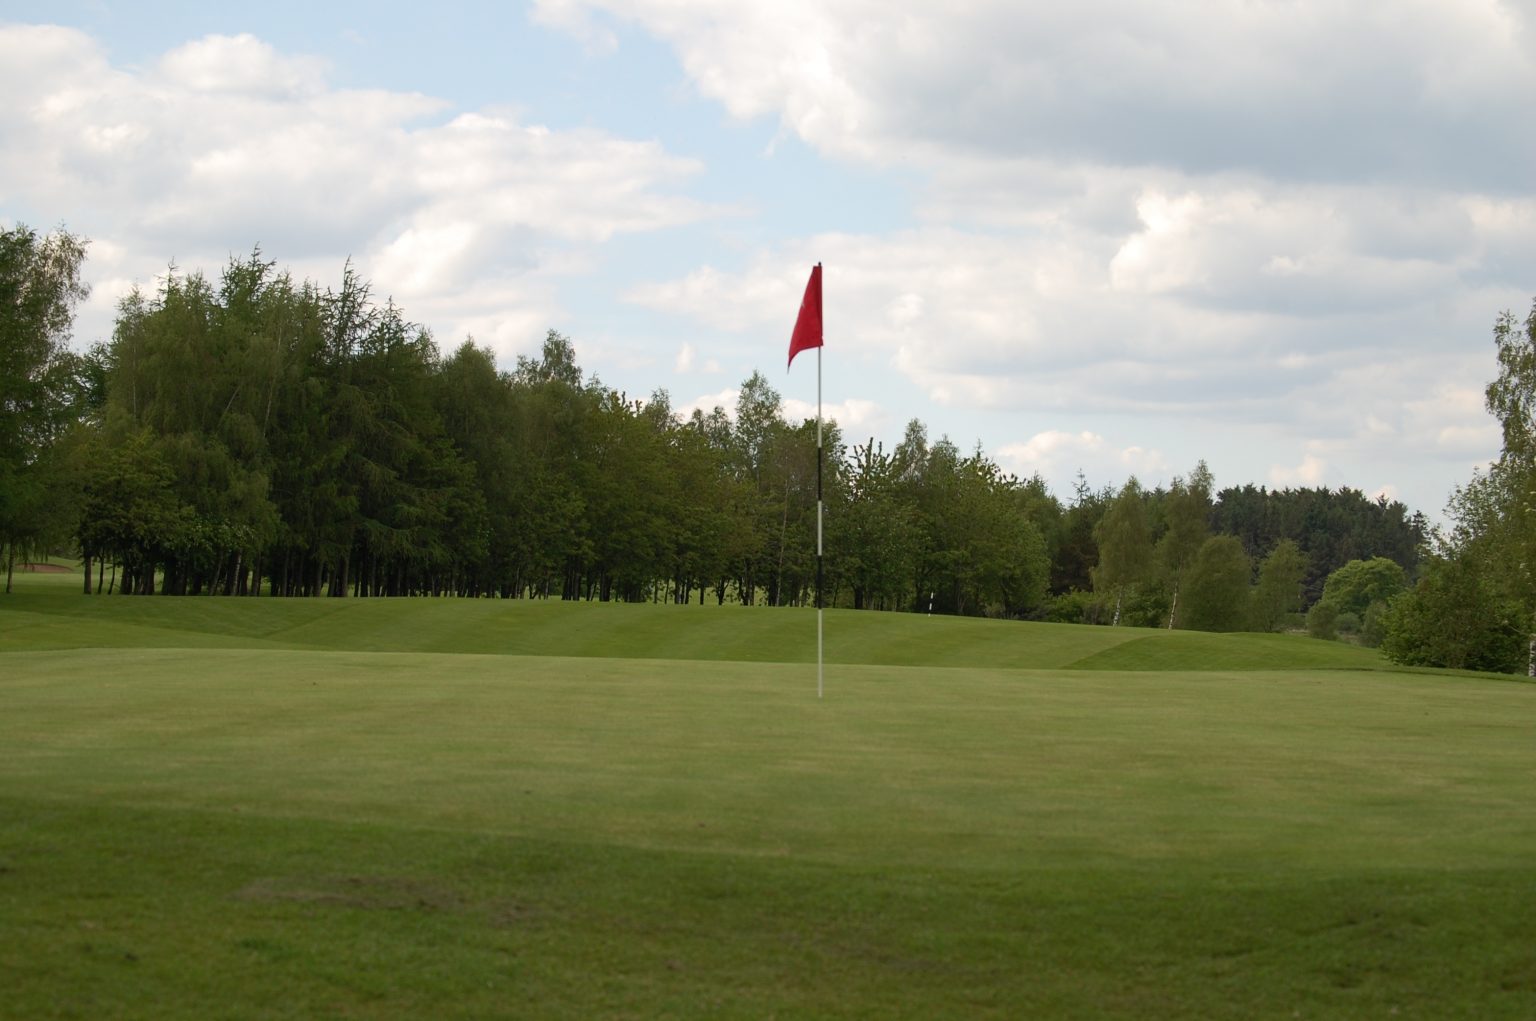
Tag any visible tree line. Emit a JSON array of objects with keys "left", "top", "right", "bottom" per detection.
[{"left": 4, "top": 226, "right": 1429, "bottom": 634}]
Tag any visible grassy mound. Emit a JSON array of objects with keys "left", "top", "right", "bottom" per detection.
[{"left": 3, "top": 583, "right": 1386, "bottom": 672}]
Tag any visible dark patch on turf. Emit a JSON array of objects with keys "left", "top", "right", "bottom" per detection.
[{"left": 234, "top": 875, "right": 463, "bottom": 912}]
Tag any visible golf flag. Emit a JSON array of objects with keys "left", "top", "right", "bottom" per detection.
[
  {"left": 786, "top": 262, "right": 826, "bottom": 698},
  {"left": 787, "top": 264, "right": 823, "bottom": 369}
]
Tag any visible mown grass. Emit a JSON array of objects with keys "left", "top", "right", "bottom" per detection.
[
  {"left": 0, "top": 583, "right": 1385, "bottom": 671},
  {"left": 2, "top": 579, "right": 1533, "bottom": 1018}
]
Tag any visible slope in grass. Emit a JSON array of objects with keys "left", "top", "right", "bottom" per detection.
[
  {"left": 1, "top": 584, "right": 1398, "bottom": 675},
  {"left": 4, "top": 586, "right": 1149, "bottom": 666},
  {"left": 0, "top": 605, "right": 314, "bottom": 652},
  {"left": 1068, "top": 630, "right": 1386, "bottom": 672}
]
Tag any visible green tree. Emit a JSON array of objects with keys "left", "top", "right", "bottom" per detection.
[
  {"left": 436, "top": 340, "right": 518, "bottom": 596},
  {"left": 1381, "top": 557, "right": 1527, "bottom": 673},
  {"left": 1456, "top": 298, "right": 1536, "bottom": 615},
  {"left": 1319, "top": 557, "right": 1408, "bottom": 617},
  {"left": 931, "top": 453, "right": 1048, "bottom": 617},
  {"left": 1092, "top": 478, "right": 1154, "bottom": 625},
  {"left": 728, "top": 371, "right": 784, "bottom": 604},
  {"left": 670, "top": 406, "right": 738, "bottom": 604},
  {"left": 1210, "top": 483, "right": 1425, "bottom": 602},
  {"left": 581, "top": 388, "right": 678, "bottom": 601},
  {"left": 0, "top": 224, "right": 90, "bottom": 588},
  {"left": 834, "top": 438, "right": 919, "bottom": 610},
  {"left": 1250, "top": 539, "right": 1307, "bottom": 632},
  {"left": 1486, "top": 299, "right": 1536, "bottom": 464},
  {"left": 1384, "top": 296, "right": 1536, "bottom": 667},
  {"left": 1180, "top": 535, "right": 1252, "bottom": 632},
  {"left": 1053, "top": 472, "right": 1106, "bottom": 595},
  {"left": 73, "top": 429, "right": 188, "bottom": 595},
  {"left": 1157, "top": 461, "right": 1213, "bottom": 627}
]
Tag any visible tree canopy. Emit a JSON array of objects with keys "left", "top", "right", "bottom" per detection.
[{"left": 0, "top": 224, "right": 92, "bottom": 589}]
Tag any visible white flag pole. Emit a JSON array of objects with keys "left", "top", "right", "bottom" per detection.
[
  {"left": 817, "top": 340, "right": 824, "bottom": 700},
  {"left": 789, "top": 262, "right": 825, "bottom": 700}
]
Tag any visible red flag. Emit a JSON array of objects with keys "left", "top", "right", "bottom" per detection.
[{"left": 787, "top": 264, "right": 822, "bottom": 369}]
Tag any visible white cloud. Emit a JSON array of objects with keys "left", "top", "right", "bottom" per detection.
[
  {"left": 540, "top": 0, "right": 1536, "bottom": 188},
  {"left": 673, "top": 385, "right": 884, "bottom": 436},
  {"left": 674, "top": 342, "right": 723, "bottom": 375},
  {"left": 626, "top": 263, "right": 811, "bottom": 334},
  {"left": 1270, "top": 453, "right": 1329, "bottom": 489},
  {"left": 783, "top": 397, "right": 885, "bottom": 434},
  {"left": 547, "top": 0, "right": 1536, "bottom": 475},
  {"left": 1119, "top": 445, "right": 1171, "bottom": 479},
  {"left": 999, "top": 430, "right": 1106, "bottom": 476},
  {"left": 622, "top": 197, "right": 1528, "bottom": 432},
  {"left": 155, "top": 33, "right": 327, "bottom": 98},
  {"left": 0, "top": 24, "right": 717, "bottom": 360},
  {"left": 677, "top": 386, "right": 740, "bottom": 422},
  {"left": 998, "top": 429, "right": 1177, "bottom": 495},
  {"left": 528, "top": 0, "right": 621, "bottom": 53}
]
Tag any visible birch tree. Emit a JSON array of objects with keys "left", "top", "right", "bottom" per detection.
[{"left": 1092, "top": 478, "right": 1154, "bottom": 625}]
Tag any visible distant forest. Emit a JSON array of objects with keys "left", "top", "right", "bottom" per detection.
[{"left": 3, "top": 228, "right": 1430, "bottom": 632}]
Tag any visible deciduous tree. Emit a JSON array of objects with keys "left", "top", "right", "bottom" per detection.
[
  {"left": 1092, "top": 478, "right": 1154, "bottom": 625},
  {"left": 0, "top": 224, "right": 90, "bottom": 588}
]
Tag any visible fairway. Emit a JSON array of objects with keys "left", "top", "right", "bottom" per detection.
[{"left": 3, "top": 585, "right": 1534, "bottom": 1018}]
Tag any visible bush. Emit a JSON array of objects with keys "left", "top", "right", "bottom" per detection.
[
  {"left": 1306, "top": 600, "right": 1339, "bottom": 640},
  {"left": 1121, "top": 586, "right": 1171, "bottom": 629},
  {"left": 1045, "top": 589, "right": 1104, "bottom": 625},
  {"left": 1360, "top": 600, "right": 1389, "bottom": 648}
]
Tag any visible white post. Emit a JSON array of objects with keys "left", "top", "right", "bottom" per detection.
[{"left": 817, "top": 343, "right": 824, "bottom": 700}]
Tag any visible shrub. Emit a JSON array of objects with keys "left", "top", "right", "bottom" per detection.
[
  {"left": 1045, "top": 589, "right": 1104, "bottom": 625},
  {"left": 1306, "top": 600, "right": 1339, "bottom": 641},
  {"left": 1360, "top": 600, "right": 1389, "bottom": 648}
]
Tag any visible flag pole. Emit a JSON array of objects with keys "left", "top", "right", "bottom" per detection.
[
  {"left": 816, "top": 340, "right": 824, "bottom": 699},
  {"left": 786, "top": 261, "right": 825, "bottom": 700}
]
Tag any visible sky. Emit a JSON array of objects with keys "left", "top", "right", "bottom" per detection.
[{"left": 4, "top": 0, "right": 1534, "bottom": 521}]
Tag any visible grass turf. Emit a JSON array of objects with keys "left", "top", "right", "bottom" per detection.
[
  {"left": 0, "top": 586, "right": 1387, "bottom": 670},
  {"left": 2, "top": 582, "right": 1533, "bottom": 1018}
]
